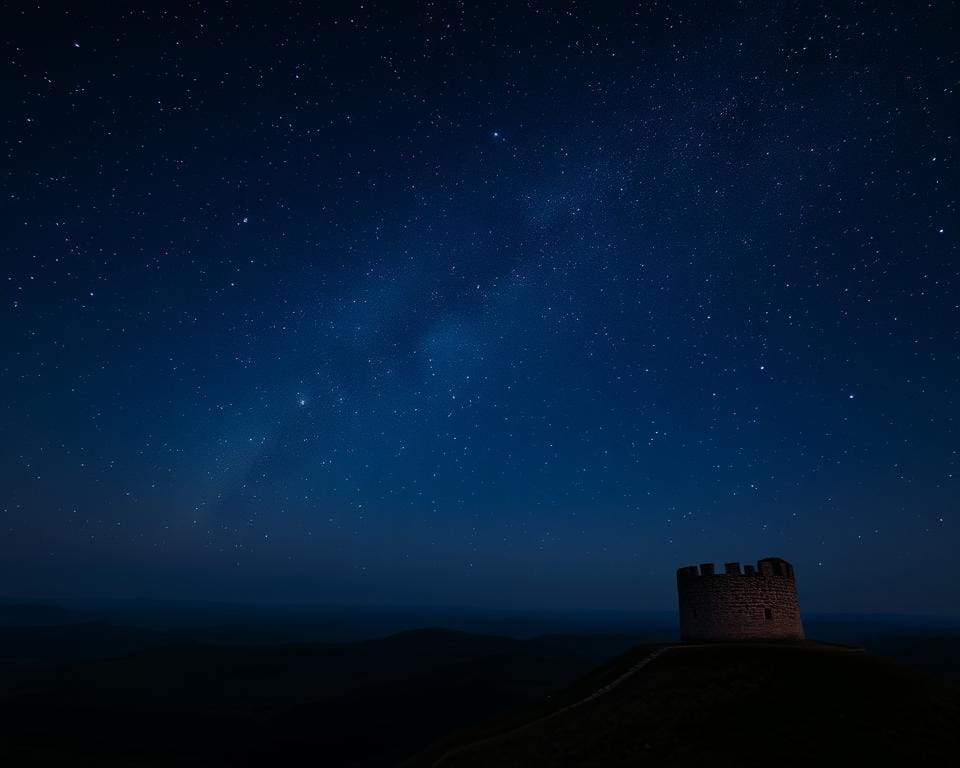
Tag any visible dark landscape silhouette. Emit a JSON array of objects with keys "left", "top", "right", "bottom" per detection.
[{"left": 1, "top": 594, "right": 958, "bottom": 766}]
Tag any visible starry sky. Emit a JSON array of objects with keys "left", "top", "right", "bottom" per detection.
[{"left": 1, "top": 1, "right": 957, "bottom": 614}]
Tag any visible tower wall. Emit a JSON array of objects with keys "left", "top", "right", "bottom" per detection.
[{"left": 676, "top": 557, "right": 804, "bottom": 642}]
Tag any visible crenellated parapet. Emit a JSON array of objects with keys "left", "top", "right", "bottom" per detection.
[{"left": 676, "top": 557, "right": 796, "bottom": 582}]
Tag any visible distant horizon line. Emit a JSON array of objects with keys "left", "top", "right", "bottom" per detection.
[{"left": 1, "top": 595, "right": 959, "bottom": 623}]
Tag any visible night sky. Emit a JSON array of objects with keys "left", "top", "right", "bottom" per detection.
[{"left": 2, "top": 2, "right": 957, "bottom": 614}]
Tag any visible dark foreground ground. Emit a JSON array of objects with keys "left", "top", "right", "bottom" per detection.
[
  {"left": 410, "top": 641, "right": 960, "bottom": 767},
  {"left": 0, "top": 628, "right": 619, "bottom": 766},
  {"left": 0, "top": 604, "right": 958, "bottom": 766}
]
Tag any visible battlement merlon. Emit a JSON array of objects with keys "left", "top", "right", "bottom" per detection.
[
  {"left": 676, "top": 557, "right": 796, "bottom": 580},
  {"left": 758, "top": 557, "right": 795, "bottom": 578}
]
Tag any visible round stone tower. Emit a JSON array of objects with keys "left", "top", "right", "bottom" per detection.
[{"left": 676, "top": 557, "right": 804, "bottom": 642}]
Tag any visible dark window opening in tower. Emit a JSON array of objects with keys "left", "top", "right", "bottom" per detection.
[{"left": 764, "top": 608, "right": 773, "bottom": 621}]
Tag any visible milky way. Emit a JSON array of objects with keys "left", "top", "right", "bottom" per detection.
[{"left": 1, "top": 2, "right": 956, "bottom": 612}]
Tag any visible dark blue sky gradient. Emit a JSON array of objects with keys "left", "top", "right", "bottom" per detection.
[{"left": 1, "top": 1, "right": 957, "bottom": 613}]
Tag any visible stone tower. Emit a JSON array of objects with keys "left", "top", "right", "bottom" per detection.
[{"left": 676, "top": 557, "right": 804, "bottom": 642}]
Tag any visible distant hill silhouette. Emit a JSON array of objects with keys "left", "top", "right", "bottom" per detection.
[
  {"left": 0, "top": 602, "right": 89, "bottom": 626},
  {"left": 0, "top": 622, "right": 190, "bottom": 671}
]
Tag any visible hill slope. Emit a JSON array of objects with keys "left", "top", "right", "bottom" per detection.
[{"left": 413, "top": 641, "right": 960, "bottom": 767}]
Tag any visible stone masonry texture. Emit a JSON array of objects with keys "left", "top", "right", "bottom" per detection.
[{"left": 676, "top": 557, "right": 804, "bottom": 642}]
